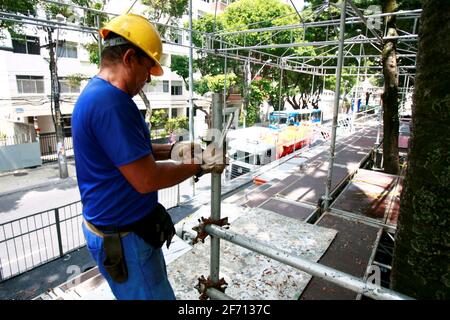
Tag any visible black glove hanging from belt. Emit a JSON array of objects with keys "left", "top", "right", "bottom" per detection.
[
  {"left": 103, "top": 231, "right": 128, "bottom": 283},
  {"left": 131, "top": 203, "right": 176, "bottom": 249}
]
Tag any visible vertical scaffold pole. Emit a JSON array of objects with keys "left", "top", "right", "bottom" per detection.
[
  {"left": 323, "top": 0, "right": 347, "bottom": 211},
  {"left": 188, "top": 0, "right": 196, "bottom": 196},
  {"left": 210, "top": 93, "right": 223, "bottom": 283}
]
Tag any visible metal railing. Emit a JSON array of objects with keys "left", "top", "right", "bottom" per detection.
[
  {"left": 38, "top": 133, "right": 74, "bottom": 164},
  {"left": 0, "top": 134, "right": 35, "bottom": 147},
  {"left": 0, "top": 201, "right": 83, "bottom": 282},
  {"left": 0, "top": 184, "right": 180, "bottom": 283}
]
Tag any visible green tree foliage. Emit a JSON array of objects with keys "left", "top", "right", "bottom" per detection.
[
  {"left": 170, "top": 54, "right": 190, "bottom": 87},
  {"left": 190, "top": 14, "right": 238, "bottom": 77},
  {"left": 142, "top": 0, "right": 188, "bottom": 37},
  {"left": 32, "top": 0, "right": 109, "bottom": 66},
  {"left": 194, "top": 73, "right": 237, "bottom": 96},
  {"left": 150, "top": 109, "right": 168, "bottom": 129},
  {"left": 0, "top": 0, "right": 38, "bottom": 37},
  {"left": 222, "top": 0, "right": 300, "bottom": 58},
  {"left": 165, "top": 116, "right": 189, "bottom": 133}
]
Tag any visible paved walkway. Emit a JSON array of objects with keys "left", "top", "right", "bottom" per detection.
[{"left": 0, "top": 159, "right": 78, "bottom": 197}]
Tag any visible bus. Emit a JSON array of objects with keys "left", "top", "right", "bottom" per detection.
[
  {"left": 268, "top": 109, "right": 323, "bottom": 129},
  {"left": 226, "top": 125, "right": 313, "bottom": 180}
]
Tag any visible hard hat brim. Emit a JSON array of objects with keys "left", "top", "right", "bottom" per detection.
[
  {"left": 99, "top": 14, "right": 164, "bottom": 76},
  {"left": 150, "top": 61, "right": 164, "bottom": 76}
]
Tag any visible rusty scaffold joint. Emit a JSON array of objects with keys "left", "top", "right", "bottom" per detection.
[
  {"left": 195, "top": 275, "right": 228, "bottom": 300},
  {"left": 192, "top": 216, "right": 230, "bottom": 245}
]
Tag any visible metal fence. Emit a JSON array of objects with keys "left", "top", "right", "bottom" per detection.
[
  {"left": 0, "top": 185, "right": 180, "bottom": 283},
  {"left": 37, "top": 132, "right": 185, "bottom": 164},
  {"left": 0, "top": 201, "right": 83, "bottom": 282},
  {"left": 38, "top": 133, "right": 74, "bottom": 164},
  {"left": 0, "top": 134, "right": 35, "bottom": 147}
]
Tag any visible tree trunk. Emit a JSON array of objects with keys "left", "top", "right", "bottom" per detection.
[
  {"left": 293, "top": 94, "right": 301, "bottom": 109},
  {"left": 286, "top": 96, "right": 298, "bottom": 109},
  {"left": 381, "top": 0, "right": 400, "bottom": 174},
  {"left": 390, "top": 0, "right": 450, "bottom": 299}
]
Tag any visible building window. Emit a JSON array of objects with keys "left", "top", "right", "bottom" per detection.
[
  {"left": 163, "top": 80, "right": 169, "bottom": 93},
  {"left": 57, "top": 41, "right": 78, "bottom": 58},
  {"left": 16, "top": 75, "right": 44, "bottom": 94},
  {"left": 171, "top": 81, "right": 183, "bottom": 96},
  {"left": 12, "top": 36, "right": 40, "bottom": 55},
  {"left": 144, "top": 80, "right": 170, "bottom": 93},
  {"left": 143, "top": 80, "right": 170, "bottom": 93},
  {"left": 58, "top": 78, "right": 80, "bottom": 94},
  {"left": 62, "top": 114, "right": 72, "bottom": 137},
  {"left": 145, "top": 81, "right": 161, "bottom": 93}
]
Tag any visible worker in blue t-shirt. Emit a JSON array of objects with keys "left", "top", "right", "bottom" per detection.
[{"left": 72, "top": 14, "right": 225, "bottom": 300}]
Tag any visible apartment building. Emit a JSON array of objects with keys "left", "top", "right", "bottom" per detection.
[{"left": 0, "top": 0, "right": 235, "bottom": 138}]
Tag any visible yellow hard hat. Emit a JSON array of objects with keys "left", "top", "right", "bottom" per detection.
[{"left": 99, "top": 13, "right": 164, "bottom": 76}]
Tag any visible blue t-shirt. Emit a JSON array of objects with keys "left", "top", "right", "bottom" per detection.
[{"left": 72, "top": 76, "right": 157, "bottom": 227}]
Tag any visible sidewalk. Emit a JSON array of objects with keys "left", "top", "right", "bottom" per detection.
[{"left": 0, "top": 159, "right": 78, "bottom": 196}]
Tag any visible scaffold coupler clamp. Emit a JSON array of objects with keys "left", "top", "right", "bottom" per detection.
[
  {"left": 195, "top": 275, "right": 228, "bottom": 300},
  {"left": 192, "top": 216, "right": 230, "bottom": 245},
  {"left": 318, "top": 194, "right": 332, "bottom": 210}
]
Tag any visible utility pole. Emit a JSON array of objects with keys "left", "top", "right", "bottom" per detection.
[{"left": 46, "top": 27, "right": 68, "bottom": 179}]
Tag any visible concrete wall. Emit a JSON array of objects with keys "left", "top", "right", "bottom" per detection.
[{"left": 0, "top": 142, "right": 42, "bottom": 171}]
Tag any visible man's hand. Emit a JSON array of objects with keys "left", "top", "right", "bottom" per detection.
[
  {"left": 170, "top": 141, "right": 203, "bottom": 164},
  {"left": 200, "top": 144, "right": 228, "bottom": 175}
]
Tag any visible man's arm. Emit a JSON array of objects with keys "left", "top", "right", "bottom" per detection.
[
  {"left": 151, "top": 143, "right": 172, "bottom": 161},
  {"left": 118, "top": 154, "right": 199, "bottom": 194}
]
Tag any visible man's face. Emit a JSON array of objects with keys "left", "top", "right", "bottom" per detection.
[{"left": 128, "top": 52, "right": 156, "bottom": 96}]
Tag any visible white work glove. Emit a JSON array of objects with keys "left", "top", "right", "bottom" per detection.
[
  {"left": 198, "top": 144, "right": 228, "bottom": 175},
  {"left": 170, "top": 141, "right": 203, "bottom": 164}
]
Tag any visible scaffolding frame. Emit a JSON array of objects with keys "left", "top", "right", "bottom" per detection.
[{"left": 0, "top": 0, "right": 419, "bottom": 300}]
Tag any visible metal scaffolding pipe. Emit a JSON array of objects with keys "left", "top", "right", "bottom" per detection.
[
  {"left": 211, "top": 35, "right": 417, "bottom": 52},
  {"left": 0, "top": 11, "right": 97, "bottom": 31},
  {"left": 323, "top": 0, "right": 347, "bottom": 211},
  {"left": 206, "top": 288, "right": 234, "bottom": 300},
  {"left": 0, "top": 10, "right": 202, "bottom": 40},
  {"left": 188, "top": 0, "right": 196, "bottom": 197},
  {"left": 41, "top": 0, "right": 117, "bottom": 16},
  {"left": 0, "top": 15, "right": 96, "bottom": 34},
  {"left": 96, "top": 15, "right": 103, "bottom": 64},
  {"left": 285, "top": 54, "right": 416, "bottom": 60},
  {"left": 188, "top": 0, "right": 195, "bottom": 143},
  {"left": 205, "top": 224, "right": 412, "bottom": 300},
  {"left": 347, "top": 0, "right": 383, "bottom": 43},
  {"left": 211, "top": 9, "right": 421, "bottom": 37},
  {"left": 210, "top": 93, "right": 223, "bottom": 284},
  {"left": 39, "top": 0, "right": 205, "bottom": 34}
]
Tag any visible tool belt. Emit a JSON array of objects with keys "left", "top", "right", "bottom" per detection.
[{"left": 83, "top": 203, "right": 175, "bottom": 283}]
